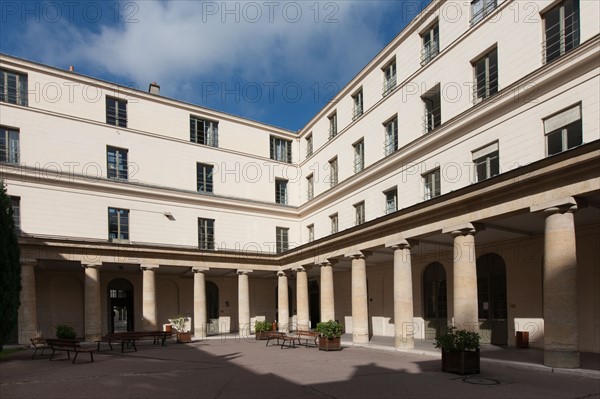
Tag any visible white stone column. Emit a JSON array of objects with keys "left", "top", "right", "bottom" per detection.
[
  {"left": 532, "top": 198, "right": 580, "bottom": 368},
  {"left": 237, "top": 270, "right": 252, "bottom": 337},
  {"left": 277, "top": 271, "right": 289, "bottom": 333},
  {"left": 443, "top": 224, "right": 482, "bottom": 332},
  {"left": 387, "top": 240, "right": 416, "bottom": 349},
  {"left": 193, "top": 267, "right": 208, "bottom": 340},
  {"left": 83, "top": 263, "right": 102, "bottom": 341},
  {"left": 18, "top": 259, "right": 38, "bottom": 344},
  {"left": 348, "top": 252, "right": 370, "bottom": 344},
  {"left": 294, "top": 267, "right": 309, "bottom": 331},
  {"left": 141, "top": 265, "right": 159, "bottom": 331},
  {"left": 320, "top": 261, "right": 335, "bottom": 322}
]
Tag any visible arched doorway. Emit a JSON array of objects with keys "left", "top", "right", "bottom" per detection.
[
  {"left": 107, "top": 278, "right": 134, "bottom": 333},
  {"left": 308, "top": 280, "right": 320, "bottom": 329},
  {"left": 206, "top": 281, "right": 219, "bottom": 335},
  {"left": 477, "top": 253, "right": 508, "bottom": 345},
  {"left": 423, "top": 262, "right": 448, "bottom": 339}
]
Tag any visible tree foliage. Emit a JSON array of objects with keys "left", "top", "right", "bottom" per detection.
[{"left": 0, "top": 180, "right": 21, "bottom": 351}]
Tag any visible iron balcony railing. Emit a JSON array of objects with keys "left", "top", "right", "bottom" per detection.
[
  {"left": 420, "top": 39, "right": 439, "bottom": 66},
  {"left": 382, "top": 74, "right": 397, "bottom": 96}
]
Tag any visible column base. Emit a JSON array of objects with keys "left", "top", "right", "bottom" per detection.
[
  {"left": 85, "top": 334, "right": 102, "bottom": 342},
  {"left": 194, "top": 328, "right": 206, "bottom": 340},
  {"left": 353, "top": 333, "right": 369, "bottom": 344},
  {"left": 394, "top": 336, "right": 414, "bottom": 349},
  {"left": 544, "top": 350, "right": 580, "bottom": 368}
]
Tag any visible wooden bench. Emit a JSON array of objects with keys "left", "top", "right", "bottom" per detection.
[
  {"left": 96, "top": 331, "right": 171, "bottom": 353},
  {"left": 46, "top": 338, "right": 95, "bottom": 364},
  {"left": 265, "top": 331, "right": 299, "bottom": 349},
  {"left": 30, "top": 337, "right": 50, "bottom": 359},
  {"left": 296, "top": 330, "right": 319, "bottom": 348}
]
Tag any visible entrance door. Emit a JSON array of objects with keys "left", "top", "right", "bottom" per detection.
[
  {"left": 423, "top": 262, "right": 448, "bottom": 339},
  {"left": 107, "top": 279, "right": 134, "bottom": 333},
  {"left": 477, "top": 253, "right": 508, "bottom": 345},
  {"left": 206, "top": 281, "right": 219, "bottom": 335},
  {"left": 308, "top": 280, "right": 320, "bottom": 329}
]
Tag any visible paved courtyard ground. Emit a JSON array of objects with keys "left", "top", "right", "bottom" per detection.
[{"left": 1, "top": 336, "right": 599, "bottom": 399}]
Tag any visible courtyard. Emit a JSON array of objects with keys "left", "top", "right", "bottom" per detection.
[{"left": 1, "top": 336, "right": 598, "bottom": 399}]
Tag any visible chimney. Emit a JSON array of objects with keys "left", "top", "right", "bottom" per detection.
[
  {"left": 69, "top": 65, "right": 75, "bottom": 72},
  {"left": 149, "top": 82, "right": 160, "bottom": 95}
]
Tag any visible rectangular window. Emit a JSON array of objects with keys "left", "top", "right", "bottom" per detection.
[
  {"left": 473, "top": 142, "right": 500, "bottom": 182},
  {"left": 270, "top": 136, "right": 292, "bottom": 163},
  {"left": 307, "top": 224, "right": 314, "bottom": 243},
  {"left": 470, "top": 0, "right": 497, "bottom": 25},
  {"left": 10, "top": 196, "right": 20, "bottom": 234},
  {"left": 382, "top": 60, "right": 397, "bottom": 96},
  {"left": 422, "top": 85, "right": 441, "bottom": 133},
  {"left": 276, "top": 227, "right": 289, "bottom": 253},
  {"left": 108, "top": 207, "right": 129, "bottom": 241},
  {"left": 275, "top": 179, "right": 288, "bottom": 205},
  {"left": 306, "top": 134, "right": 313, "bottom": 158},
  {"left": 330, "top": 213, "right": 338, "bottom": 234},
  {"left": 328, "top": 113, "right": 338, "bottom": 139},
  {"left": 421, "top": 23, "right": 439, "bottom": 65},
  {"left": 0, "top": 126, "right": 19, "bottom": 164},
  {"left": 0, "top": 68, "right": 28, "bottom": 106},
  {"left": 190, "top": 116, "right": 219, "bottom": 147},
  {"left": 198, "top": 218, "right": 215, "bottom": 250},
  {"left": 352, "top": 89, "right": 364, "bottom": 120},
  {"left": 423, "top": 169, "right": 441, "bottom": 200},
  {"left": 353, "top": 139, "right": 364, "bottom": 173},
  {"left": 307, "top": 174, "right": 314, "bottom": 201},
  {"left": 543, "top": 0, "right": 580, "bottom": 64},
  {"left": 197, "top": 163, "right": 214, "bottom": 193},
  {"left": 384, "top": 188, "right": 398, "bottom": 214},
  {"left": 473, "top": 48, "right": 498, "bottom": 102},
  {"left": 107, "top": 146, "right": 128, "bottom": 180},
  {"left": 384, "top": 116, "right": 398, "bottom": 156},
  {"left": 106, "top": 97, "right": 127, "bottom": 128},
  {"left": 544, "top": 104, "right": 582, "bottom": 156},
  {"left": 354, "top": 202, "right": 365, "bottom": 225},
  {"left": 328, "top": 157, "right": 338, "bottom": 188}
]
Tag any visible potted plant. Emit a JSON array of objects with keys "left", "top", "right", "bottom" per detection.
[
  {"left": 316, "top": 320, "right": 343, "bottom": 351},
  {"left": 169, "top": 316, "right": 192, "bottom": 343},
  {"left": 254, "top": 320, "right": 273, "bottom": 340},
  {"left": 56, "top": 324, "right": 76, "bottom": 339},
  {"left": 434, "top": 326, "right": 481, "bottom": 374}
]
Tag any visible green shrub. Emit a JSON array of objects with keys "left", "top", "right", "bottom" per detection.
[
  {"left": 56, "top": 324, "right": 76, "bottom": 339},
  {"left": 434, "top": 326, "right": 480, "bottom": 352},
  {"left": 316, "top": 320, "right": 343, "bottom": 339},
  {"left": 254, "top": 320, "right": 273, "bottom": 333}
]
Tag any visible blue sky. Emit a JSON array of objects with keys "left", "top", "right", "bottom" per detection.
[{"left": 0, "top": 1, "right": 428, "bottom": 131}]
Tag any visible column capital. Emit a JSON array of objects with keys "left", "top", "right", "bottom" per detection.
[
  {"left": 345, "top": 250, "right": 372, "bottom": 259},
  {"left": 316, "top": 259, "right": 338, "bottom": 267},
  {"left": 277, "top": 270, "right": 288, "bottom": 277},
  {"left": 443, "top": 222, "right": 485, "bottom": 237},
  {"left": 237, "top": 269, "right": 253, "bottom": 275},
  {"left": 192, "top": 266, "right": 209, "bottom": 273},
  {"left": 20, "top": 258, "right": 37, "bottom": 266},
  {"left": 82, "top": 263, "right": 102, "bottom": 269},
  {"left": 140, "top": 264, "right": 159, "bottom": 271},
  {"left": 386, "top": 239, "right": 418, "bottom": 250},
  {"left": 530, "top": 197, "right": 581, "bottom": 215},
  {"left": 292, "top": 265, "right": 312, "bottom": 273}
]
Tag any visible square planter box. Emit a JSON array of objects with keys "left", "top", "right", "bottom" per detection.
[
  {"left": 256, "top": 331, "right": 271, "bottom": 340},
  {"left": 176, "top": 332, "right": 192, "bottom": 343},
  {"left": 441, "top": 349, "right": 480, "bottom": 374},
  {"left": 318, "top": 337, "right": 341, "bottom": 351}
]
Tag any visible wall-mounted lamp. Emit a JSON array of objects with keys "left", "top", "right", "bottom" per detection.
[{"left": 163, "top": 212, "right": 175, "bottom": 221}]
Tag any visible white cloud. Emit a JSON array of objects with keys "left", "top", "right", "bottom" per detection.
[{"left": 21, "top": 1, "right": 394, "bottom": 94}]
